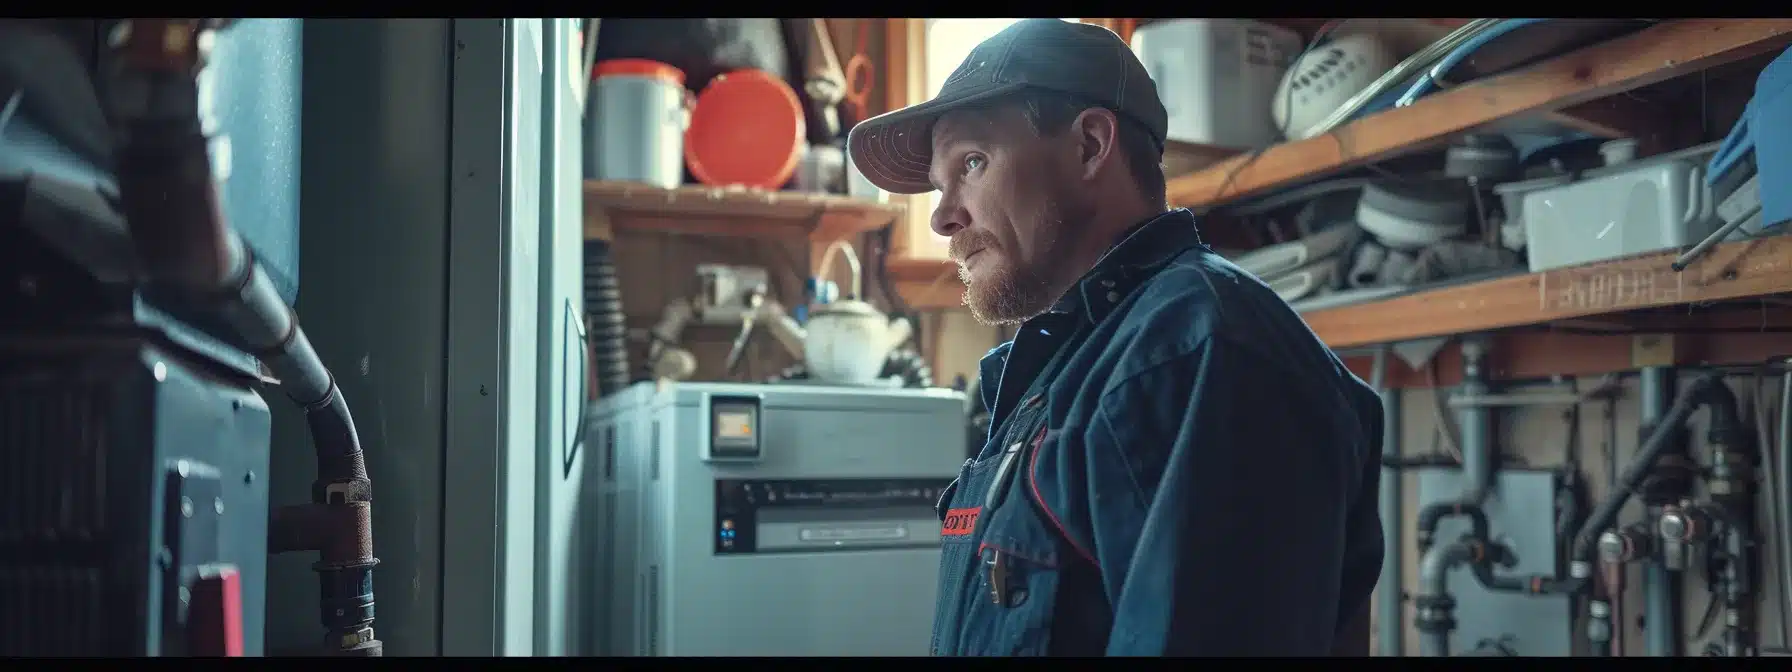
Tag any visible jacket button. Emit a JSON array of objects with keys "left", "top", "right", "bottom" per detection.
[
  {"left": 1007, "top": 589, "right": 1028, "bottom": 608},
  {"left": 1105, "top": 291, "right": 1120, "bottom": 303}
]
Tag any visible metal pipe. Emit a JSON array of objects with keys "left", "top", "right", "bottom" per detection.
[
  {"left": 1602, "top": 396, "right": 1624, "bottom": 657},
  {"left": 1414, "top": 338, "right": 1497, "bottom": 551},
  {"left": 1670, "top": 204, "right": 1757, "bottom": 271},
  {"left": 1705, "top": 380, "right": 1760, "bottom": 658},
  {"left": 1458, "top": 337, "right": 1495, "bottom": 503},
  {"left": 1571, "top": 375, "right": 1725, "bottom": 568},
  {"left": 1502, "top": 373, "right": 1731, "bottom": 597},
  {"left": 1373, "top": 347, "right": 1404, "bottom": 657},
  {"left": 1640, "top": 367, "right": 1684, "bottom": 657},
  {"left": 1776, "top": 362, "right": 1792, "bottom": 649},
  {"left": 1448, "top": 393, "right": 1594, "bottom": 408},
  {"left": 1416, "top": 541, "right": 1478, "bottom": 657},
  {"left": 1719, "top": 523, "right": 1755, "bottom": 656}
]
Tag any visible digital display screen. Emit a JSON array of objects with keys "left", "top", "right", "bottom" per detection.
[
  {"left": 708, "top": 397, "right": 762, "bottom": 460},
  {"left": 716, "top": 411, "right": 754, "bottom": 440}
]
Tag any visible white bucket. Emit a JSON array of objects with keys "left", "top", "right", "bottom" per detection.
[{"left": 585, "top": 59, "right": 691, "bottom": 189}]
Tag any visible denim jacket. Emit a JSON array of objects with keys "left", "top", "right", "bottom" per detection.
[{"left": 930, "top": 209, "right": 1385, "bottom": 656}]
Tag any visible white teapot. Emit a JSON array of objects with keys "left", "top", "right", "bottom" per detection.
[
  {"left": 804, "top": 298, "right": 912, "bottom": 385},
  {"left": 803, "top": 241, "right": 913, "bottom": 385}
]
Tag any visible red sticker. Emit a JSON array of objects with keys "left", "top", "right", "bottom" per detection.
[{"left": 942, "top": 507, "right": 981, "bottom": 537}]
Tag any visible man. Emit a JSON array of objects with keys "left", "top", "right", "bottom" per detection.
[{"left": 847, "top": 20, "right": 1384, "bottom": 657}]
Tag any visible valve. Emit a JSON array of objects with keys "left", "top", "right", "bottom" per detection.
[
  {"left": 1657, "top": 504, "right": 1713, "bottom": 572},
  {"left": 1597, "top": 527, "right": 1653, "bottom": 564}
]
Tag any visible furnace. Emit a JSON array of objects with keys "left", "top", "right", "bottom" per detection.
[{"left": 585, "top": 381, "right": 965, "bottom": 656}]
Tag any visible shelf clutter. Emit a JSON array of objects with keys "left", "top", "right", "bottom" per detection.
[
  {"left": 583, "top": 180, "right": 904, "bottom": 244},
  {"left": 583, "top": 31, "right": 904, "bottom": 246},
  {"left": 893, "top": 19, "right": 1792, "bottom": 367},
  {"left": 1162, "top": 19, "right": 1792, "bottom": 209}
]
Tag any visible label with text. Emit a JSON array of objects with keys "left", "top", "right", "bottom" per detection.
[{"left": 942, "top": 507, "right": 981, "bottom": 537}]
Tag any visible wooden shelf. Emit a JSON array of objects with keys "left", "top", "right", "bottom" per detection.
[
  {"left": 896, "top": 237, "right": 1792, "bottom": 348},
  {"left": 1308, "top": 236, "right": 1792, "bottom": 349},
  {"left": 1162, "top": 19, "right": 1792, "bottom": 210},
  {"left": 582, "top": 180, "right": 905, "bottom": 243}
]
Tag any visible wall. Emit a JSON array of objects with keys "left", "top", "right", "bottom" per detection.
[
  {"left": 1374, "top": 363, "right": 1790, "bottom": 656},
  {"left": 268, "top": 18, "right": 455, "bottom": 656}
]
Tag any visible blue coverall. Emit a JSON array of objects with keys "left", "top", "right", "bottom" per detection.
[{"left": 930, "top": 209, "right": 1385, "bottom": 656}]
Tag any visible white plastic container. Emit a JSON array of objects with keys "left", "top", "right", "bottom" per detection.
[
  {"left": 584, "top": 59, "right": 690, "bottom": 189},
  {"left": 1129, "top": 19, "right": 1303, "bottom": 150},
  {"left": 1501, "top": 142, "right": 1722, "bottom": 272}
]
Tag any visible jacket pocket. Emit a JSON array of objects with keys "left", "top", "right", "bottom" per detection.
[{"left": 957, "top": 492, "right": 1063, "bottom": 656}]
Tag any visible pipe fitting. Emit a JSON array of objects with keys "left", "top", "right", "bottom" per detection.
[
  {"left": 1570, "top": 559, "right": 1592, "bottom": 579},
  {"left": 1587, "top": 599, "right": 1614, "bottom": 656},
  {"left": 1658, "top": 504, "right": 1712, "bottom": 573},
  {"left": 1415, "top": 501, "right": 1490, "bottom": 552},
  {"left": 1566, "top": 374, "right": 1727, "bottom": 572},
  {"left": 1597, "top": 527, "right": 1653, "bottom": 564},
  {"left": 1657, "top": 505, "right": 1711, "bottom": 544}
]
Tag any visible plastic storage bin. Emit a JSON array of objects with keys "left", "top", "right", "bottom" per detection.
[
  {"left": 1500, "top": 143, "right": 1721, "bottom": 272},
  {"left": 1129, "top": 19, "right": 1302, "bottom": 150}
]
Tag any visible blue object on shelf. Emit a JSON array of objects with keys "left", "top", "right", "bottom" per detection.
[
  {"left": 806, "top": 277, "right": 839, "bottom": 305},
  {"left": 1396, "top": 19, "right": 1551, "bottom": 108},
  {"left": 1707, "top": 45, "right": 1792, "bottom": 230}
]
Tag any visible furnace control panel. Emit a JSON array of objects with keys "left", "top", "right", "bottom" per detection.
[{"left": 713, "top": 478, "right": 952, "bottom": 554}]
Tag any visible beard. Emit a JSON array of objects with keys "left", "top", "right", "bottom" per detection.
[{"left": 952, "top": 204, "right": 1074, "bottom": 326}]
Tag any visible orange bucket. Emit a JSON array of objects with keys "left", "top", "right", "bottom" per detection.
[{"left": 684, "top": 69, "right": 806, "bottom": 190}]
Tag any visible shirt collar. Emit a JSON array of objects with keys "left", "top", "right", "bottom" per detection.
[{"left": 1044, "top": 208, "right": 1206, "bottom": 324}]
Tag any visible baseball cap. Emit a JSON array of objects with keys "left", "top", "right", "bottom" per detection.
[{"left": 847, "top": 19, "right": 1169, "bottom": 195}]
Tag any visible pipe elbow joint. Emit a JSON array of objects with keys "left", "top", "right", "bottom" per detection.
[
  {"left": 1415, "top": 501, "right": 1490, "bottom": 550},
  {"left": 1418, "top": 539, "right": 1477, "bottom": 597},
  {"left": 1688, "top": 373, "right": 1743, "bottom": 429}
]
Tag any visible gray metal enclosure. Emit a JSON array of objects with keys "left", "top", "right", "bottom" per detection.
[
  {"left": 267, "top": 18, "right": 582, "bottom": 656},
  {"left": 586, "top": 382, "right": 967, "bottom": 656}
]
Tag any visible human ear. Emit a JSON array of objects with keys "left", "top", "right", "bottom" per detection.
[{"left": 1069, "top": 107, "right": 1120, "bottom": 182}]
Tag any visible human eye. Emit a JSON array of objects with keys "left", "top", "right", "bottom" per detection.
[{"left": 962, "top": 153, "right": 986, "bottom": 174}]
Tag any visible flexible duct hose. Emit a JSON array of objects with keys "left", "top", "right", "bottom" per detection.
[{"left": 584, "top": 239, "right": 631, "bottom": 397}]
